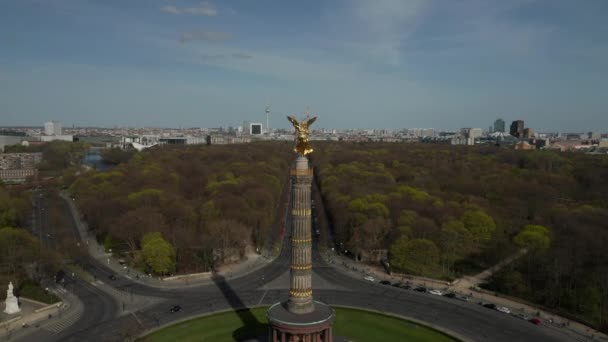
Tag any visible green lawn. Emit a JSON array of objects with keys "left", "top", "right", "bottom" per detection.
[
  {"left": 140, "top": 307, "right": 459, "bottom": 342},
  {"left": 18, "top": 281, "right": 60, "bottom": 304}
]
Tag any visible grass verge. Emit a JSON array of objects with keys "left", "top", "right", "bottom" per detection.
[
  {"left": 18, "top": 281, "right": 60, "bottom": 304},
  {"left": 139, "top": 306, "right": 459, "bottom": 342}
]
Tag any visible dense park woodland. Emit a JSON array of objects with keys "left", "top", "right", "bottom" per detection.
[
  {"left": 70, "top": 142, "right": 293, "bottom": 275},
  {"left": 311, "top": 142, "right": 608, "bottom": 331},
  {"left": 3, "top": 140, "right": 606, "bottom": 331},
  {"left": 0, "top": 184, "right": 61, "bottom": 302}
]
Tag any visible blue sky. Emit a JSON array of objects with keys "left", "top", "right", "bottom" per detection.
[{"left": 1, "top": 0, "right": 607, "bottom": 131}]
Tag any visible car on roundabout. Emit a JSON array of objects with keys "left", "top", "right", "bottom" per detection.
[
  {"left": 512, "top": 312, "right": 530, "bottom": 320},
  {"left": 455, "top": 294, "right": 470, "bottom": 301},
  {"left": 496, "top": 306, "right": 511, "bottom": 314},
  {"left": 170, "top": 305, "right": 182, "bottom": 313},
  {"left": 429, "top": 289, "right": 443, "bottom": 296},
  {"left": 481, "top": 303, "right": 497, "bottom": 309},
  {"left": 364, "top": 275, "right": 375, "bottom": 282}
]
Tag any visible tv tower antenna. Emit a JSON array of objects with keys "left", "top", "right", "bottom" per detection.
[{"left": 265, "top": 105, "right": 271, "bottom": 135}]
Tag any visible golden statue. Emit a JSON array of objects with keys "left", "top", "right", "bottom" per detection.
[{"left": 287, "top": 108, "right": 317, "bottom": 155}]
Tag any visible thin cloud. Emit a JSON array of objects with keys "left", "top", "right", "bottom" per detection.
[
  {"left": 200, "top": 53, "right": 253, "bottom": 62},
  {"left": 161, "top": 2, "right": 217, "bottom": 16},
  {"left": 325, "top": 0, "right": 429, "bottom": 66},
  {"left": 232, "top": 52, "right": 253, "bottom": 59},
  {"left": 160, "top": 5, "right": 180, "bottom": 14},
  {"left": 179, "top": 30, "right": 233, "bottom": 43}
]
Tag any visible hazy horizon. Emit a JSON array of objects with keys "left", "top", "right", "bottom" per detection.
[{"left": 1, "top": 0, "right": 607, "bottom": 131}]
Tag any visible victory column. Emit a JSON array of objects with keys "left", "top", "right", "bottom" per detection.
[{"left": 266, "top": 109, "right": 335, "bottom": 342}]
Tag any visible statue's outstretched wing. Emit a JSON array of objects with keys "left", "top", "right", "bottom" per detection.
[
  {"left": 305, "top": 116, "right": 317, "bottom": 128},
  {"left": 287, "top": 115, "right": 299, "bottom": 129}
]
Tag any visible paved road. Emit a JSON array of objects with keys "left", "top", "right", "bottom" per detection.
[
  {"left": 16, "top": 190, "right": 119, "bottom": 342},
  {"left": 18, "top": 188, "right": 582, "bottom": 342}
]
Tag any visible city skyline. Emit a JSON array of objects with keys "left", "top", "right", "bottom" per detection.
[{"left": 1, "top": 0, "right": 607, "bottom": 131}]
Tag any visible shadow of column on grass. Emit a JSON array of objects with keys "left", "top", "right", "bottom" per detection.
[{"left": 212, "top": 274, "right": 268, "bottom": 341}]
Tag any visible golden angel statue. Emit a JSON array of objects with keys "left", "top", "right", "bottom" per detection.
[{"left": 287, "top": 111, "right": 317, "bottom": 155}]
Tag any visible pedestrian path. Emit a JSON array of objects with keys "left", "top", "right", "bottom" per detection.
[{"left": 42, "top": 293, "right": 83, "bottom": 334}]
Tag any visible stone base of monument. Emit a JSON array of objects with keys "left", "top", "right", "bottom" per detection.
[
  {"left": 266, "top": 301, "right": 334, "bottom": 342},
  {"left": 3, "top": 298, "right": 20, "bottom": 315}
]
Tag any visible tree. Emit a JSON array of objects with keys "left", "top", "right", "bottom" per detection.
[
  {"left": 461, "top": 210, "right": 496, "bottom": 243},
  {"left": 347, "top": 218, "right": 391, "bottom": 252},
  {"left": 111, "top": 208, "right": 167, "bottom": 254},
  {"left": 439, "top": 219, "right": 472, "bottom": 274},
  {"left": 513, "top": 225, "right": 551, "bottom": 252},
  {"left": 206, "top": 219, "right": 250, "bottom": 263},
  {"left": 390, "top": 238, "right": 440, "bottom": 277},
  {"left": 141, "top": 232, "right": 175, "bottom": 275},
  {"left": 0, "top": 227, "right": 40, "bottom": 276}
]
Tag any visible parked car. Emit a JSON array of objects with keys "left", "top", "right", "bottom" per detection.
[
  {"left": 364, "top": 276, "right": 375, "bottom": 282},
  {"left": 108, "top": 274, "right": 117, "bottom": 281},
  {"left": 391, "top": 282, "right": 402, "bottom": 288},
  {"left": 414, "top": 286, "right": 427, "bottom": 292},
  {"left": 455, "top": 295, "right": 470, "bottom": 302},
  {"left": 496, "top": 306, "right": 511, "bottom": 314},
  {"left": 429, "top": 289, "right": 443, "bottom": 296},
  {"left": 443, "top": 292, "right": 456, "bottom": 298},
  {"left": 482, "top": 303, "right": 497, "bottom": 309},
  {"left": 399, "top": 284, "right": 411, "bottom": 290},
  {"left": 512, "top": 312, "right": 530, "bottom": 320},
  {"left": 529, "top": 318, "right": 542, "bottom": 325},
  {"left": 170, "top": 305, "right": 182, "bottom": 313},
  {"left": 379, "top": 280, "right": 391, "bottom": 285}
]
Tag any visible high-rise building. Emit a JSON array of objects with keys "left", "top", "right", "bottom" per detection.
[
  {"left": 44, "top": 121, "right": 62, "bottom": 136},
  {"left": 250, "top": 123, "right": 263, "bottom": 135},
  {"left": 510, "top": 120, "right": 524, "bottom": 138},
  {"left": 523, "top": 128, "right": 534, "bottom": 139},
  {"left": 493, "top": 118, "right": 505, "bottom": 133}
]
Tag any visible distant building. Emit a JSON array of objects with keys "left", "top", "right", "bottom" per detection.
[
  {"left": 44, "top": 121, "right": 62, "bottom": 136},
  {"left": 535, "top": 139, "right": 548, "bottom": 149},
  {"left": 460, "top": 128, "right": 482, "bottom": 140},
  {"left": 40, "top": 135, "right": 74, "bottom": 142},
  {"left": 122, "top": 135, "right": 159, "bottom": 150},
  {"left": 565, "top": 133, "right": 584, "bottom": 140},
  {"left": 514, "top": 141, "right": 535, "bottom": 150},
  {"left": 510, "top": 120, "right": 524, "bottom": 138},
  {"left": 250, "top": 123, "right": 263, "bottom": 135},
  {"left": 523, "top": 128, "right": 534, "bottom": 139},
  {"left": 451, "top": 136, "right": 474, "bottom": 146},
  {"left": 242, "top": 121, "right": 251, "bottom": 135},
  {"left": 159, "top": 137, "right": 187, "bottom": 145},
  {"left": 588, "top": 132, "right": 601, "bottom": 140},
  {"left": 0, "top": 152, "right": 42, "bottom": 184},
  {"left": 493, "top": 118, "right": 505, "bottom": 133}
]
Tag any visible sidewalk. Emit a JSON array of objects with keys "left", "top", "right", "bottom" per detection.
[
  {"left": 0, "top": 287, "right": 82, "bottom": 341},
  {"left": 324, "top": 251, "right": 608, "bottom": 342},
  {"left": 60, "top": 192, "right": 274, "bottom": 289}
]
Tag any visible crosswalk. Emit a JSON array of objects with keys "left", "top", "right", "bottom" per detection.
[{"left": 42, "top": 297, "right": 83, "bottom": 334}]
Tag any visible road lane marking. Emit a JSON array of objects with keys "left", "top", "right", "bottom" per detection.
[
  {"left": 258, "top": 290, "right": 268, "bottom": 305},
  {"left": 131, "top": 312, "right": 143, "bottom": 328}
]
